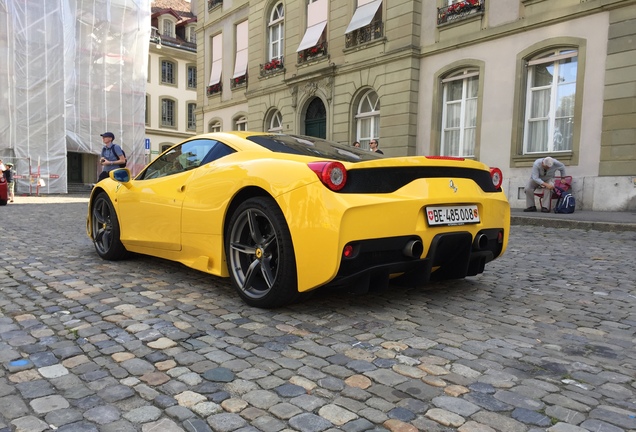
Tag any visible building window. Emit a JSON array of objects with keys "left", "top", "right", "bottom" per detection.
[
  {"left": 355, "top": 90, "right": 380, "bottom": 149},
  {"left": 268, "top": 2, "right": 284, "bottom": 61},
  {"left": 267, "top": 110, "right": 283, "bottom": 132},
  {"left": 145, "top": 94, "right": 150, "bottom": 125},
  {"left": 187, "top": 103, "right": 197, "bottom": 130},
  {"left": 523, "top": 49, "right": 577, "bottom": 154},
  {"left": 209, "top": 121, "right": 221, "bottom": 133},
  {"left": 189, "top": 26, "right": 197, "bottom": 44},
  {"left": 187, "top": 66, "right": 197, "bottom": 89},
  {"left": 208, "top": 33, "right": 223, "bottom": 96},
  {"left": 234, "top": 116, "right": 247, "bottom": 131},
  {"left": 345, "top": 0, "right": 383, "bottom": 49},
  {"left": 297, "top": 0, "right": 327, "bottom": 64},
  {"left": 161, "top": 98, "right": 176, "bottom": 127},
  {"left": 441, "top": 70, "right": 478, "bottom": 157},
  {"left": 163, "top": 19, "right": 173, "bottom": 38},
  {"left": 232, "top": 21, "right": 249, "bottom": 88},
  {"left": 161, "top": 60, "right": 175, "bottom": 84}
]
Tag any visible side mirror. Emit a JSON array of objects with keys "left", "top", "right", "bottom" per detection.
[{"left": 110, "top": 168, "right": 131, "bottom": 183}]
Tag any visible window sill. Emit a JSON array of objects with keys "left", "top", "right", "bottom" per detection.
[{"left": 511, "top": 151, "right": 573, "bottom": 167}]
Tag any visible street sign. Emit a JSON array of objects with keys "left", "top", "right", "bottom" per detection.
[{"left": 145, "top": 138, "right": 150, "bottom": 150}]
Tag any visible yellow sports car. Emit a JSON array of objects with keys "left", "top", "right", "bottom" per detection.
[{"left": 87, "top": 132, "right": 510, "bottom": 308}]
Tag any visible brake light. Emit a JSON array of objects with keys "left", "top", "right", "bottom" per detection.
[
  {"left": 426, "top": 156, "right": 465, "bottom": 161},
  {"left": 308, "top": 161, "right": 348, "bottom": 191},
  {"left": 490, "top": 167, "right": 503, "bottom": 189}
]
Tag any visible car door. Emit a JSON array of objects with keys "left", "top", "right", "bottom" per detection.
[{"left": 115, "top": 139, "right": 217, "bottom": 251}]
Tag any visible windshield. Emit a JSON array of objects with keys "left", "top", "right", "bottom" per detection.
[{"left": 247, "top": 134, "right": 383, "bottom": 163}]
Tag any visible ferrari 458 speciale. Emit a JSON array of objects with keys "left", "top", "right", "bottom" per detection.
[{"left": 87, "top": 132, "right": 510, "bottom": 308}]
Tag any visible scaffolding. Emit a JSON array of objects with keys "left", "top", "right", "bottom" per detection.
[{"left": 0, "top": 0, "right": 150, "bottom": 194}]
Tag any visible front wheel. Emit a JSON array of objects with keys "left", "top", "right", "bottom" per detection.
[
  {"left": 225, "top": 197, "right": 298, "bottom": 308},
  {"left": 91, "top": 192, "right": 129, "bottom": 261}
]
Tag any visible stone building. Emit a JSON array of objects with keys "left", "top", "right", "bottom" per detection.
[{"left": 196, "top": 0, "right": 636, "bottom": 210}]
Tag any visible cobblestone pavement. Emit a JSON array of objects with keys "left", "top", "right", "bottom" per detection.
[{"left": 0, "top": 201, "right": 634, "bottom": 432}]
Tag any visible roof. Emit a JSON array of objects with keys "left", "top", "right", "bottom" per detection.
[{"left": 151, "top": 0, "right": 196, "bottom": 21}]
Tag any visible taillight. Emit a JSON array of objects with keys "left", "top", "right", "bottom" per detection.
[
  {"left": 426, "top": 156, "right": 465, "bottom": 161},
  {"left": 490, "top": 167, "right": 503, "bottom": 189},
  {"left": 308, "top": 161, "right": 348, "bottom": 191}
]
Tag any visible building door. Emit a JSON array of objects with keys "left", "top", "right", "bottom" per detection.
[
  {"left": 67, "top": 152, "right": 83, "bottom": 183},
  {"left": 304, "top": 97, "right": 326, "bottom": 138}
]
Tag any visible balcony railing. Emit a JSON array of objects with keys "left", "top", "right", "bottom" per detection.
[
  {"left": 297, "top": 41, "right": 328, "bottom": 65},
  {"left": 206, "top": 83, "right": 221, "bottom": 96},
  {"left": 208, "top": 0, "right": 222, "bottom": 12},
  {"left": 437, "top": 0, "right": 484, "bottom": 25},
  {"left": 260, "top": 57, "right": 284, "bottom": 77},
  {"left": 345, "top": 19, "right": 383, "bottom": 49},
  {"left": 230, "top": 74, "right": 247, "bottom": 89}
]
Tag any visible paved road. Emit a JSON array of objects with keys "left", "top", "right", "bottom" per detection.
[{"left": 0, "top": 201, "right": 634, "bottom": 432}]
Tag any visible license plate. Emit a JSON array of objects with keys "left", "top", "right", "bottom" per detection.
[{"left": 426, "top": 205, "right": 480, "bottom": 226}]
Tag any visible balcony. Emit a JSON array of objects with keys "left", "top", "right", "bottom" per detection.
[
  {"left": 208, "top": 0, "right": 222, "bottom": 12},
  {"left": 345, "top": 19, "right": 384, "bottom": 49},
  {"left": 437, "top": 0, "right": 484, "bottom": 25},
  {"left": 260, "top": 57, "right": 284, "bottom": 77},
  {"left": 297, "top": 42, "right": 328, "bottom": 65},
  {"left": 206, "top": 83, "right": 221, "bottom": 96},
  {"left": 230, "top": 74, "right": 247, "bottom": 89}
]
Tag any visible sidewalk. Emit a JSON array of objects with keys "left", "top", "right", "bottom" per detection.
[{"left": 511, "top": 208, "right": 636, "bottom": 232}]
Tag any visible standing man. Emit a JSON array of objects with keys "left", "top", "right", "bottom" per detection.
[
  {"left": 369, "top": 139, "right": 384, "bottom": 154},
  {"left": 524, "top": 156, "right": 566, "bottom": 212},
  {"left": 3, "top": 162, "right": 15, "bottom": 202},
  {"left": 98, "top": 132, "right": 126, "bottom": 181}
]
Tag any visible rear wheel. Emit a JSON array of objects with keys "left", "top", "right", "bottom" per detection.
[
  {"left": 91, "top": 192, "right": 129, "bottom": 260},
  {"left": 225, "top": 197, "right": 298, "bottom": 308}
]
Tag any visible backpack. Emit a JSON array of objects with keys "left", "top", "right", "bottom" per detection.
[
  {"left": 554, "top": 192, "right": 575, "bottom": 213},
  {"left": 102, "top": 144, "right": 127, "bottom": 167}
]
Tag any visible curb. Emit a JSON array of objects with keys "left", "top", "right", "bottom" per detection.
[{"left": 511, "top": 216, "right": 636, "bottom": 232}]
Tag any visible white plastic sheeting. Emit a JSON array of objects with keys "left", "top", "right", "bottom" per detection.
[{"left": 0, "top": 0, "right": 150, "bottom": 194}]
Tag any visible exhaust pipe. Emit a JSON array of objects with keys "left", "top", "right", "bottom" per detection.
[
  {"left": 403, "top": 239, "right": 423, "bottom": 258},
  {"left": 473, "top": 233, "right": 489, "bottom": 250}
]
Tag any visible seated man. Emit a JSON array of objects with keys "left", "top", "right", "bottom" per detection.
[{"left": 524, "top": 156, "right": 566, "bottom": 212}]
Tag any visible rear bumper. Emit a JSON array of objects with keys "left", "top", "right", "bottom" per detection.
[{"left": 326, "top": 228, "right": 504, "bottom": 292}]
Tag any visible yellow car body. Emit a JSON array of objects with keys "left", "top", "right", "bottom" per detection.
[{"left": 87, "top": 132, "right": 510, "bottom": 308}]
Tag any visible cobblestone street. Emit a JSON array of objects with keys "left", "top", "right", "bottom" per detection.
[{"left": 0, "top": 200, "right": 634, "bottom": 432}]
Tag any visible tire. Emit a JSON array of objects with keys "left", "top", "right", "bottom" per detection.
[
  {"left": 91, "top": 192, "right": 129, "bottom": 261},
  {"left": 225, "top": 196, "right": 298, "bottom": 308}
]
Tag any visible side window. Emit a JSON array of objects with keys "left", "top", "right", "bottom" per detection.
[{"left": 139, "top": 139, "right": 234, "bottom": 180}]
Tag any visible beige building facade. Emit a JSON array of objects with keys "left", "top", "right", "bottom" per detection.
[
  {"left": 196, "top": 0, "right": 636, "bottom": 211},
  {"left": 146, "top": 2, "right": 199, "bottom": 163}
]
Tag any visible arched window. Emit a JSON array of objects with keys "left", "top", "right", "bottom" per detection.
[
  {"left": 234, "top": 116, "right": 247, "bottom": 131},
  {"left": 523, "top": 48, "right": 578, "bottom": 154},
  {"left": 441, "top": 69, "right": 478, "bottom": 157},
  {"left": 268, "top": 2, "right": 284, "bottom": 61},
  {"left": 267, "top": 110, "right": 283, "bottom": 132},
  {"left": 355, "top": 90, "right": 380, "bottom": 149},
  {"left": 209, "top": 121, "right": 221, "bottom": 133}
]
